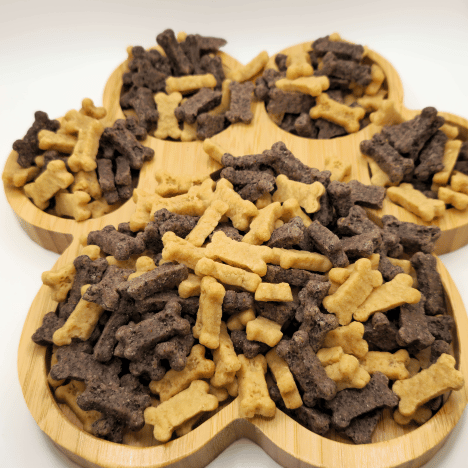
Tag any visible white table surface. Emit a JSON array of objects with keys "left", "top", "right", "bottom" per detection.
[{"left": 1, "top": 1, "right": 467, "bottom": 467}]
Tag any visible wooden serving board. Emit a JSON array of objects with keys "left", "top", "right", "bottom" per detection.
[
  {"left": 10, "top": 42, "right": 468, "bottom": 468},
  {"left": 3, "top": 42, "right": 468, "bottom": 255}
]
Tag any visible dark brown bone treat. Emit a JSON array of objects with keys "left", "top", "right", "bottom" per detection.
[
  {"left": 123, "top": 116, "right": 148, "bottom": 141},
  {"left": 200, "top": 54, "right": 225, "bottom": 88},
  {"left": 293, "top": 405, "right": 331, "bottom": 436},
  {"left": 254, "top": 77, "right": 270, "bottom": 101},
  {"left": 414, "top": 130, "right": 447, "bottom": 181},
  {"left": 154, "top": 333, "right": 195, "bottom": 371},
  {"left": 132, "top": 291, "right": 183, "bottom": 314},
  {"left": 315, "top": 118, "right": 348, "bottom": 139},
  {"left": 209, "top": 223, "right": 243, "bottom": 242},
  {"left": 141, "top": 221, "right": 163, "bottom": 254},
  {"left": 427, "top": 315, "right": 454, "bottom": 343},
  {"left": 220, "top": 167, "right": 275, "bottom": 189},
  {"left": 325, "top": 372, "right": 399, "bottom": 430},
  {"left": 225, "top": 81, "right": 255, "bottom": 124},
  {"left": 230, "top": 330, "right": 270, "bottom": 359},
  {"left": 306, "top": 221, "right": 349, "bottom": 268},
  {"left": 360, "top": 133, "right": 414, "bottom": 184},
  {"left": 276, "top": 331, "right": 337, "bottom": 406},
  {"left": 50, "top": 344, "right": 121, "bottom": 386},
  {"left": 118, "top": 222, "right": 137, "bottom": 237},
  {"left": 88, "top": 225, "right": 146, "bottom": 261},
  {"left": 58, "top": 256, "right": 109, "bottom": 320},
  {"left": 91, "top": 415, "right": 126, "bottom": 443},
  {"left": 14, "top": 111, "right": 60, "bottom": 168},
  {"left": 311, "top": 189, "right": 335, "bottom": 228},
  {"left": 267, "top": 88, "right": 315, "bottom": 115},
  {"left": 196, "top": 113, "right": 226, "bottom": 139},
  {"left": 115, "top": 301, "right": 191, "bottom": 360},
  {"left": 237, "top": 179, "right": 275, "bottom": 202},
  {"left": 267, "top": 216, "right": 305, "bottom": 249},
  {"left": 114, "top": 156, "right": 132, "bottom": 187},
  {"left": 154, "top": 209, "right": 200, "bottom": 238},
  {"left": 100, "top": 119, "right": 155, "bottom": 170},
  {"left": 264, "top": 264, "right": 326, "bottom": 288},
  {"left": 222, "top": 290, "right": 254, "bottom": 315},
  {"left": 347, "top": 180, "right": 386, "bottom": 210},
  {"left": 295, "top": 112, "right": 318, "bottom": 139},
  {"left": 340, "top": 231, "right": 381, "bottom": 259},
  {"left": 156, "top": 29, "right": 193, "bottom": 76},
  {"left": 327, "top": 180, "right": 353, "bottom": 218},
  {"left": 341, "top": 409, "right": 383, "bottom": 444},
  {"left": 397, "top": 297, "right": 435, "bottom": 353},
  {"left": 77, "top": 380, "right": 151, "bottom": 432},
  {"left": 256, "top": 301, "right": 297, "bottom": 327},
  {"left": 381, "top": 107, "right": 444, "bottom": 159},
  {"left": 120, "top": 86, "right": 159, "bottom": 131},
  {"left": 411, "top": 252, "right": 446, "bottom": 315},
  {"left": 312, "top": 36, "right": 364, "bottom": 62},
  {"left": 120, "top": 262, "right": 188, "bottom": 301},
  {"left": 175, "top": 87, "right": 222, "bottom": 124},
  {"left": 378, "top": 255, "right": 404, "bottom": 281},
  {"left": 83, "top": 265, "right": 134, "bottom": 311},
  {"left": 192, "top": 34, "right": 227, "bottom": 53},
  {"left": 274, "top": 53, "right": 288, "bottom": 72},
  {"left": 128, "top": 344, "right": 167, "bottom": 381},
  {"left": 129, "top": 60, "right": 167, "bottom": 93},
  {"left": 32, "top": 311, "right": 66, "bottom": 346},
  {"left": 97, "top": 158, "right": 120, "bottom": 205},
  {"left": 381, "top": 215, "right": 441, "bottom": 254},
  {"left": 363, "top": 312, "right": 400, "bottom": 352},
  {"left": 221, "top": 151, "right": 276, "bottom": 172},
  {"left": 180, "top": 34, "right": 203, "bottom": 74},
  {"left": 336, "top": 205, "right": 379, "bottom": 237},
  {"left": 128, "top": 46, "right": 171, "bottom": 77},
  {"left": 430, "top": 340, "right": 451, "bottom": 364},
  {"left": 318, "top": 52, "right": 371, "bottom": 87}
]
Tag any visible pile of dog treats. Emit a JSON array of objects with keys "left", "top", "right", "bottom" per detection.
[{"left": 32, "top": 140, "right": 464, "bottom": 445}]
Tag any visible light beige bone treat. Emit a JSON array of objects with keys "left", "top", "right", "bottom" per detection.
[
  {"left": 451, "top": 171, "right": 468, "bottom": 195},
  {"left": 365, "top": 64, "right": 386, "bottom": 95},
  {"left": 130, "top": 189, "right": 156, "bottom": 230},
  {"left": 356, "top": 89, "right": 387, "bottom": 112},
  {"left": 155, "top": 170, "right": 208, "bottom": 196},
  {"left": 154, "top": 92, "right": 183, "bottom": 140},
  {"left": 71, "top": 169, "right": 102, "bottom": 199},
  {"left": 361, "top": 349, "right": 410, "bottom": 380},
  {"left": 166, "top": 74, "right": 217, "bottom": 94},
  {"left": 193, "top": 276, "right": 225, "bottom": 349},
  {"left": 227, "top": 308, "right": 256, "bottom": 331},
  {"left": 323, "top": 258, "right": 383, "bottom": 326},
  {"left": 211, "top": 322, "right": 241, "bottom": 388},
  {"left": 161, "top": 231, "right": 206, "bottom": 270},
  {"left": 213, "top": 178, "right": 258, "bottom": 230},
  {"left": 281, "top": 198, "right": 312, "bottom": 226},
  {"left": 353, "top": 273, "right": 422, "bottom": 322},
  {"left": 387, "top": 183, "right": 446, "bottom": 222},
  {"left": 54, "top": 190, "right": 92, "bottom": 221},
  {"left": 324, "top": 353, "right": 371, "bottom": 392},
  {"left": 89, "top": 198, "right": 112, "bottom": 218},
  {"left": 53, "top": 285, "right": 104, "bottom": 346},
  {"left": 202, "top": 138, "right": 228, "bottom": 164},
  {"left": 23, "top": 160, "right": 74, "bottom": 210},
  {"left": 229, "top": 51, "right": 269, "bottom": 82},
  {"left": 309, "top": 93, "right": 365, "bottom": 133},
  {"left": 80, "top": 98, "right": 107, "bottom": 120},
  {"left": 246, "top": 316, "right": 283, "bottom": 347},
  {"left": 275, "top": 75, "right": 330, "bottom": 97},
  {"left": 440, "top": 123, "right": 459, "bottom": 139},
  {"left": 323, "top": 321, "right": 368, "bottom": 359},
  {"left": 286, "top": 51, "right": 313, "bottom": 80},
  {"left": 180, "top": 121, "right": 198, "bottom": 142},
  {"left": 364, "top": 155, "right": 393, "bottom": 187},
  {"left": 255, "top": 192, "right": 272, "bottom": 210},
  {"left": 195, "top": 257, "right": 262, "bottom": 293},
  {"left": 149, "top": 344, "right": 215, "bottom": 401},
  {"left": 55, "top": 380, "right": 102, "bottom": 432},
  {"left": 406, "top": 357, "right": 421, "bottom": 378},
  {"left": 325, "top": 155, "right": 351, "bottom": 182},
  {"left": 128, "top": 256, "right": 156, "bottom": 281},
  {"left": 438, "top": 186, "right": 468, "bottom": 210},
  {"left": 237, "top": 354, "right": 276, "bottom": 418},
  {"left": 273, "top": 175, "right": 325, "bottom": 214},
  {"left": 2, "top": 160, "right": 40, "bottom": 188},
  {"left": 433, "top": 139, "right": 463, "bottom": 185},
  {"left": 145, "top": 380, "right": 218, "bottom": 442},
  {"left": 327, "top": 267, "right": 351, "bottom": 285},
  {"left": 38, "top": 129, "right": 77, "bottom": 153},
  {"left": 62, "top": 109, "right": 105, "bottom": 172},
  {"left": 42, "top": 262, "right": 76, "bottom": 302},
  {"left": 393, "top": 354, "right": 464, "bottom": 417},
  {"left": 186, "top": 200, "right": 229, "bottom": 247},
  {"left": 415, "top": 347, "right": 432, "bottom": 370},
  {"left": 151, "top": 191, "right": 206, "bottom": 217},
  {"left": 316, "top": 346, "right": 344, "bottom": 367},
  {"left": 369, "top": 100, "right": 405, "bottom": 127},
  {"left": 206, "top": 231, "right": 272, "bottom": 276},
  {"left": 48, "top": 348, "right": 65, "bottom": 387},
  {"left": 266, "top": 348, "right": 302, "bottom": 409},
  {"left": 79, "top": 244, "right": 101, "bottom": 260},
  {"left": 393, "top": 406, "right": 432, "bottom": 426},
  {"left": 242, "top": 202, "right": 283, "bottom": 245},
  {"left": 273, "top": 247, "right": 333, "bottom": 272},
  {"left": 178, "top": 273, "right": 202, "bottom": 298},
  {"left": 255, "top": 282, "right": 293, "bottom": 302},
  {"left": 225, "top": 377, "right": 239, "bottom": 397},
  {"left": 209, "top": 78, "right": 232, "bottom": 115}
]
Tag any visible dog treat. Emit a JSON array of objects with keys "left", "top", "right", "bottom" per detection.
[
  {"left": 363, "top": 312, "right": 399, "bottom": 352},
  {"left": 230, "top": 329, "right": 269, "bottom": 358},
  {"left": 360, "top": 349, "right": 410, "bottom": 380},
  {"left": 225, "top": 81, "right": 255, "bottom": 124},
  {"left": 54, "top": 190, "right": 92, "bottom": 221},
  {"left": 229, "top": 50, "right": 269, "bottom": 82},
  {"left": 245, "top": 316, "right": 283, "bottom": 347},
  {"left": 323, "top": 353, "right": 370, "bottom": 391},
  {"left": 153, "top": 92, "right": 183, "bottom": 140},
  {"left": 31, "top": 312, "right": 66, "bottom": 346},
  {"left": 175, "top": 88, "right": 222, "bottom": 124},
  {"left": 323, "top": 321, "right": 368, "bottom": 359},
  {"left": 285, "top": 50, "right": 314, "bottom": 80},
  {"left": 242, "top": 202, "right": 283, "bottom": 245},
  {"left": 307, "top": 221, "right": 349, "bottom": 268},
  {"left": 292, "top": 405, "right": 331, "bottom": 436},
  {"left": 427, "top": 315, "right": 454, "bottom": 343},
  {"left": 161, "top": 231, "right": 206, "bottom": 270},
  {"left": 275, "top": 75, "right": 329, "bottom": 97},
  {"left": 341, "top": 409, "right": 383, "bottom": 444},
  {"left": 178, "top": 273, "right": 202, "bottom": 298},
  {"left": 273, "top": 175, "right": 325, "bottom": 213},
  {"left": 255, "top": 282, "right": 293, "bottom": 302},
  {"left": 393, "top": 354, "right": 464, "bottom": 417}
]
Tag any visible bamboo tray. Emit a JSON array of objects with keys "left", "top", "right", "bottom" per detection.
[
  {"left": 3, "top": 42, "right": 468, "bottom": 255},
  {"left": 11, "top": 41, "right": 468, "bottom": 468}
]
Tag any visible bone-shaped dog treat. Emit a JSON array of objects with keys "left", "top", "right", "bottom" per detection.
[
  {"left": 242, "top": 202, "right": 284, "bottom": 245},
  {"left": 229, "top": 50, "right": 269, "bottom": 82},
  {"left": 285, "top": 50, "right": 314, "bottom": 80},
  {"left": 246, "top": 316, "right": 283, "bottom": 347},
  {"left": 276, "top": 75, "right": 330, "bottom": 97},
  {"left": 255, "top": 283, "right": 293, "bottom": 302},
  {"left": 323, "top": 353, "right": 370, "bottom": 392},
  {"left": 161, "top": 231, "right": 206, "bottom": 270},
  {"left": 175, "top": 87, "right": 222, "bottom": 124},
  {"left": 54, "top": 190, "right": 92, "bottom": 221},
  {"left": 393, "top": 354, "right": 464, "bottom": 417},
  {"left": 165, "top": 74, "right": 216, "bottom": 94},
  {"left": 360, "top": 349, "right": 410, "bottom": 381},
  {"left": 323, "top": 321, "right": 368, "bottom": 359},
  {"left": 211, "top": 322, "right": 241, "bottom": 388},
  {"left": 230, "top": 329, "right": 269, "bottom": 358}
]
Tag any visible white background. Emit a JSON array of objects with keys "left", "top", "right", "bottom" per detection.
[{"left": 1, "top": 0, "right": 467, "bottom": 467}]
